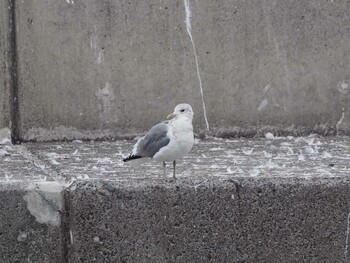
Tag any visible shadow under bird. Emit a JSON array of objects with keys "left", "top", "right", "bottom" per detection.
[{"left": 123, "top": 103, "right": 194, "bottom": 179}]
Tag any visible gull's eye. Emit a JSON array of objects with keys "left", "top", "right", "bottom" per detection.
[{"left": 180, "top": 109, "right": 185, "bottom": 112}]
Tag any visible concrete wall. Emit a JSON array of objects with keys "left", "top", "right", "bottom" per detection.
[
  {"left": 0, "top": 0, "right": 11, "bottom": 132},
  {"left": 3, "top": 0, "right": 350, "bottom": 140}
]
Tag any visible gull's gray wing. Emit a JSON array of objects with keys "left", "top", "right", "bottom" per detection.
[{"left": 134, "top": 122, "right": 170, "bottom": 158}]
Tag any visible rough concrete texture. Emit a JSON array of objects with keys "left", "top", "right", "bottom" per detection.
[
  {"left": 0, "top": 183, "right": 64, "bottom": 263},
  {"left": 0, "top": 0, "right": 11, "bottom": 130},
  {"left": 8, "top": 0, "right": 349, "bottom": 141},
  {"left": 1, "top": 136, "right": 350, "bottom": 262},
  {"left": 0, "top": 144, "right": 64, "bottom": 262},
  {"left": 66, "top": 178, "right": 350, "bottom": 263}
]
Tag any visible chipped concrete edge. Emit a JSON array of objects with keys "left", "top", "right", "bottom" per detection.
[{"left": 23, "top": 182, "right": 65, "bottom": 226}]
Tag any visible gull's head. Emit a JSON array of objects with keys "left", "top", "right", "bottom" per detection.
[{"left": 167, "top": 103, "right": 194, "bottom": 121}]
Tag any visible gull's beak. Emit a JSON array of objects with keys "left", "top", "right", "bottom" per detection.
[{"left": 167, "top": 112, "right": 176, "bottom": 120}]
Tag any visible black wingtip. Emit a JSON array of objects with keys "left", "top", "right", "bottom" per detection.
[{"left": 123, "top": 155, "right": 142, "bottom": 162}]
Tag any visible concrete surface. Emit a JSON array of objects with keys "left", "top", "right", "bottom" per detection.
[
  {"left": 1, "top": 135, "right": 350, "bottom": 262},
  {"left": 0, "top": 145, "right": 64, "bottom": 262},
  {"left": 0, "top": 0, "right": 347, "bottom": 141},
  {"left": 0, "top": 0, "right": 11, "bottom": 131}
]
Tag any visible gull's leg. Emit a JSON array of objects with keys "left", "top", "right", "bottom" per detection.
[
  {"left": 173, "top": 160, "right": 176, "bottom": 179},
  {"left": 163, "top": 161, "right": 166, "bottom": 177}
]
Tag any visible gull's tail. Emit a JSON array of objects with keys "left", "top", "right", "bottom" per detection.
[
  {"left": 123, "top": 155, "right": 150, "bottom": 167},
  {"left": 123, "top": 154, "right": 142, "bottom": 162}
]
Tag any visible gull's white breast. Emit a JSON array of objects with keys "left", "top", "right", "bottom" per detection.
[{"left": 153, "top": 118, "right": 194, "bottom": 162}]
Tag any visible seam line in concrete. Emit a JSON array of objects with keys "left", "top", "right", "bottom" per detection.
[
  {"left": 61, "top": 189, "right": 71, "bottom": 263},
  {"left": 8, "top": 0, "right": 20, "bottom": 144}
]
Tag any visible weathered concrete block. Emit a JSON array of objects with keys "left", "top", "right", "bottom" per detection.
[
  {"left": 12, "top": 0, "right": 350, "bottom": 141},
  {"left": 0, "top": 183, "right": 64, "bottom": 263},
  {"left": 1, "top": 137, "right": 350, "bottom": 262},
  {"left": 66, "top": 178, "right": 350, "bottom": 263},
  {"left": 0, "top": 146, "right": 65, "bottom": 262}
]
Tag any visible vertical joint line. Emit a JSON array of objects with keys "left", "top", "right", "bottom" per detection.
[
  {"left": 345, "top": 211, "right": 350, "bottom": 263},
  {"left": 8, "top": 0, "right": 20, "bottom": 143}
]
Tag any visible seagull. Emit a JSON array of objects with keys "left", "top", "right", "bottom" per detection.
[{"left": 123, "top": 103, "right": 194, "bottom": 179}]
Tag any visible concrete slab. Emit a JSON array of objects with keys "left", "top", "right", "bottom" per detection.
[
  {"left": 11, "top": 0, "right": 350, "bottom": 141},
  {"left": 26, "top": 135, "right": 350, "bottom": 180},
  {"left": 1, "top": 136, "right": 350, "bottom": 262},
  {"left": 28, "top": 136, "right": 350, "bottom": 262}
]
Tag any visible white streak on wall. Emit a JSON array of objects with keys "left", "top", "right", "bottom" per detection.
[
  {"left": 258, "top": 98, "right": 268, "bottom": 112},
  {"left": 336, "top": 107, "right": 345, "bottom": 134},
  {"left": 96, "top": 83, "right": 118, "bottom": 123},
  {"left": 184, "top": 0, "right": 209, "bottom": 130},
  {"left": 97, "top": 51, "right": 104, "bottom": 64}
]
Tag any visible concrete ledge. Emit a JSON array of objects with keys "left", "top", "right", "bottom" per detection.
[
  {"left": 1, "top": 136, "right": 350, "bottom": 262},
  {"left": 66, "top": 178, "right": 350, "bottom": 262}
]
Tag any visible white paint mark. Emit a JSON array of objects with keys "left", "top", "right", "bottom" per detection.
[
  {"left": 336, "top": 107, "right": 345, "bottom": 134},
  {"left": 66, "top": 0, "right": 74, "bottom": 4},
  {"left": 344, "top": 211, "right": 350, "bottom": 263},
  {"left": 258, "top": 98, "right": 268, "bottom": 112},
  {"left": 183, "top": 0, "right": 209, "bottom": 130}
]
